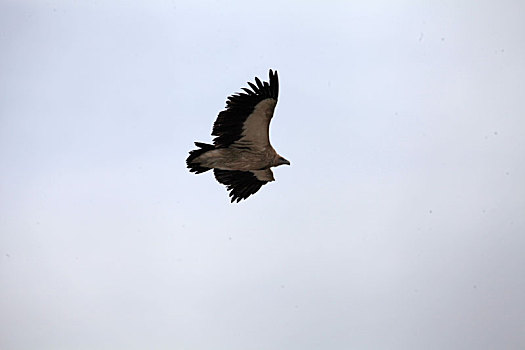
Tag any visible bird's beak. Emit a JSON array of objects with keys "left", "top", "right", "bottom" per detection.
[{"left": 283, "top": 158, "right": 290, "bottom": 166}]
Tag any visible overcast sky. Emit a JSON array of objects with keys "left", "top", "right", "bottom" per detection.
[{"left": 1, "top": 1, "right": 525, "bottom": 349}]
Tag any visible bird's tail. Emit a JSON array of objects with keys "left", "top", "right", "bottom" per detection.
[{"left": 186, "top": 142, "right": 214, "bottom": 174}]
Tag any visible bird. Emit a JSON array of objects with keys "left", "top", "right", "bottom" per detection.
[{"left": 186, "top": 69, "right": 290, "bottom": 203}]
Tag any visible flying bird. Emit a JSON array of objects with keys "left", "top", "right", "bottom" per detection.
[{"left": 186, "top": 69, "right": 290, "bottom": 202}]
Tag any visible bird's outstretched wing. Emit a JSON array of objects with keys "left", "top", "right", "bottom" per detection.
[
  {"left": 213, "top": 168, "right": 274, "bottom": 202},
  {"left": 212, "top": 70, "right": 279, "bottom": 149}
]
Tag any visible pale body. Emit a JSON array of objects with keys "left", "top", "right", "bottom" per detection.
[{"left": 192, "top": 99, "right": 283, "bottom": 181}]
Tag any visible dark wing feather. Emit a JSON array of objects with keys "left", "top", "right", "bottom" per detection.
[
  {"left": 212, "top": 69, "right": 279, "bottom": 147},
  {"left": 214, "top": 169, "right": 268, "bottom": 203}
]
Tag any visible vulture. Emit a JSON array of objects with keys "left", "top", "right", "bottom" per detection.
[{"left": 186, "top": 69, "right": 290, "bottom": 202}]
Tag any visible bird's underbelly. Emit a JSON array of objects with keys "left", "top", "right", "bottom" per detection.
[{"left": 195, "top": 148, "right": 271, "bottom": 171}]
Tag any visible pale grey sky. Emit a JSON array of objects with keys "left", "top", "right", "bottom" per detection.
[{"left": 1, "top": 1, "right": 525, "bottom": 349}]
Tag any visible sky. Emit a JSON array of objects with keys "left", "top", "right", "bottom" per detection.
[{"left": 1, "top": 0, "right": 525, "bottom": 349}]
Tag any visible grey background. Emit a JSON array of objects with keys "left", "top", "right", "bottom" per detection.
[{"left": 1, "top": 1, "right": 524, "bottom": 349}]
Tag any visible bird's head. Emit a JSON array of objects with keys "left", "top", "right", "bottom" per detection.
[{"left": 275, "top": 155, "right": 290, "bottom": 167}]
